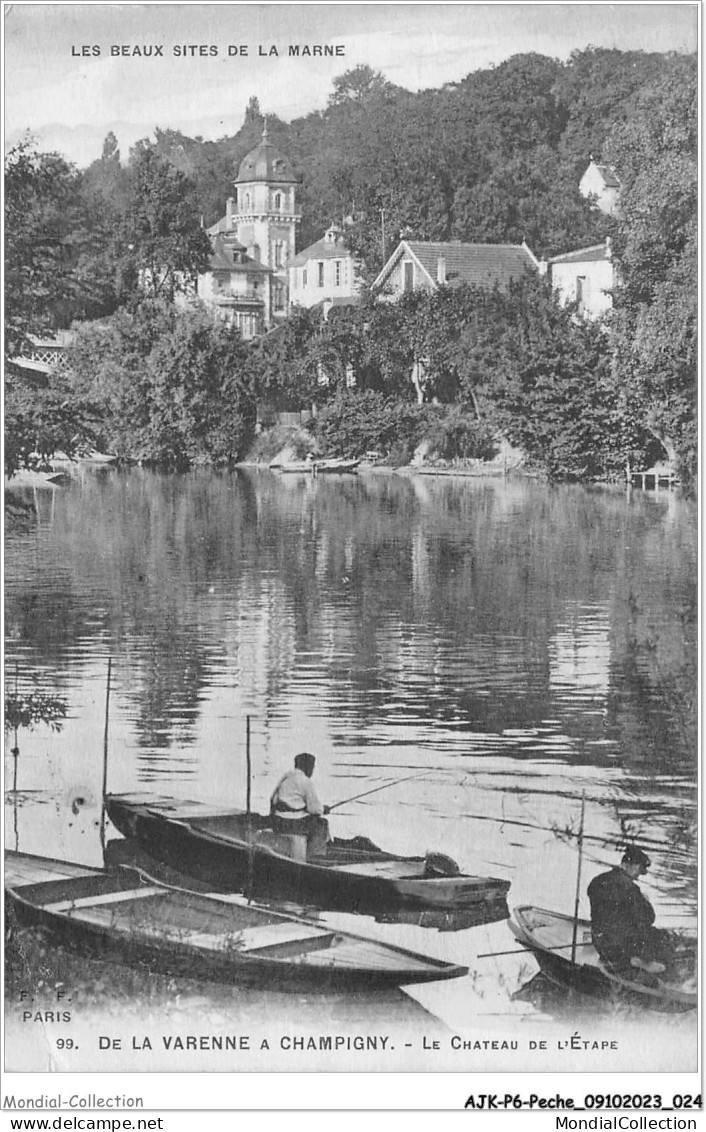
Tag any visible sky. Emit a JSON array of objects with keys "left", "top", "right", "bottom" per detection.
[{"left": 4, "top": 3, "right": 699, "bottom": 166}]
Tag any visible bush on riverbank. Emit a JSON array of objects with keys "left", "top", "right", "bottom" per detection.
[
  {"left": 69, "top": 302, "right": 256, "bottom": 468},
  {"left": 312, "top": 391, "right": 409, "bottom": 460},
  {"left": 422, "top": 405, "right": 498, "bottom": 463},
  {"left": 310, "top": 395, "right": 499, "bottom": 467},
  {"left": 247, "top": 424, "right": 318, "bottom": 464}
]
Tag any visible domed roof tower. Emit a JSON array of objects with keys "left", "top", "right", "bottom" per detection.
[
  {"left": 236, "top": 125, "right": 298, "bottom": 185},
  {"left": 231, "top": 124, "right": 301, "bottom": 324}
]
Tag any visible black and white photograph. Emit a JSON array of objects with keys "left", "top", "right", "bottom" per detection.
[{"left": 3, "top": 0, "right": 699, "bottom": 1108}]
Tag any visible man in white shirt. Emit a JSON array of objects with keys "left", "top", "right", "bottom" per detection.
[{"left": 270, "top": 752, "right": 330, "bottom": 851}]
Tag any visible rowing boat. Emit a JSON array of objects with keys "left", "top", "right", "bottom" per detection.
[
  {"left": 106, "top": 794, "right": 510, "bottom": 912},
  {"left": 5, "top": 851, "right": 468, "bottom": 990},
  {"left": 270, "top": 458, "right": 359, "bottom": 474},
  {"left": 509, "top": 905, "right": 697, "bottom": 1012}
]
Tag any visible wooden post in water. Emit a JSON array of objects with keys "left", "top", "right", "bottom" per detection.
[
  {"left": 245, "top": 715, "right": 254, "bottom": 902},
  {"left": 100, "top": 658, "right": 112, "bottom": 852},
  {"left": 12, "top": 663, "right": 20, "bottom": 848},
  {"left": 246, "top": 714, "right": 252, "bottom": 818},
  {"left": 12, "top": 662, "right": 20, "bottom": 795},
  {"left": 570, "top": 791, "right": 586, "bottom": 966}
]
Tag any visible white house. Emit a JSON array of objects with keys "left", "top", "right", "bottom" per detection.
[
  {"left": 579, "top": 159, "right": 621, "bottom": 216},
  {"left": 196, "top": 232, "right": 273, "bottom": 340},
  {"left": 547, "top": 238, "right": 614, "bottom": 321},
  {"left": 288, "top": 225, "right": 360, "bottom": 310}
]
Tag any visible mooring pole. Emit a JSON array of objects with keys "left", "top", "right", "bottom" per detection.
[
  {"left": 245, "top": 714, "right": 255, "bottom": 903},
  {"left": 246, "top": 714, "right": 252, "bottom": 818},
  {"left": 12, "top": 662, "right": 19, "bottom": 795},
  {"left": 100, "top": 657, "right": 112, "bottom": 852},
  {"left": 570, "top": 791, "right": 586, "bottom": 965}
]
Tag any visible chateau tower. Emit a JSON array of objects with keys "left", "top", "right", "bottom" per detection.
[{"left": 230, "top": 126, "right": 301, "bottom": 322}]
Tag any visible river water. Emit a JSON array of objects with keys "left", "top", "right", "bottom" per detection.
[{"left": 4, "top": 467, "right": 698, "bottom": 1072}]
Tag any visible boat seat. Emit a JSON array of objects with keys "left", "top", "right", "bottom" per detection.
[
  {"left": 329, "top": 860, "right": 423, "bottom": 878},
  {"left": 169, "top": 922, "right": 336, "bottom": 955},
  {"left": 43, "top": 886, "right": 167, "bottom": 913}
]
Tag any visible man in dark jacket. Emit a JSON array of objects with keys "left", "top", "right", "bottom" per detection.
[{"left": 587, "top": 846, "right": 673, "bottom": 974}]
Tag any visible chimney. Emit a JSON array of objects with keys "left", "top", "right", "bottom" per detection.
[
  {"left": 437, "top": 256, "right": 446, "bottom": 285},
  {"left": 226, "top": 197, "right": 234, "bottom": 226}
]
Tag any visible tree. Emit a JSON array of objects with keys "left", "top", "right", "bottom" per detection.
[
  {"left": 604, "top": 56, "right": 697, "bottom": 482},
  {"left": 328, "top": 65, "right": 398, "bottom": 107},
  {"left": 121, "top": 143, "right": 212, "bottom": 301},
  {"left": 69, "top": 302, "right": 256, "bottom": 466},
  {"left": 555, "top": 47, "right": 676, "bottom": 172},
  {"left": 249, "top": 308, "right": 321, "bottom": 410},
  {"left": 4, "top": 366, "right": 101, "bottom": 476},
  {"left": 452, "top": 146, "right": 612, "bottom": 257},
  {"left": 4, "top": 139, "right": 118, "bottom": 474},
  {"left": 244, "top": 95, "right": 262, "bottom": 123},
  {"left": 5, "top": 138, "right": 116, "bottom": 354},
  {"left": 82, "top": 131, "right": 129, "bottom": 207},
  {"left": 443, "top": 279, "right": 650, "bottom": 480}
]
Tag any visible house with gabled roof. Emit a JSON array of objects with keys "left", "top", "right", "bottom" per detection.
[
  {"left": 372, "top": 239, "right": 542, "bottom": 299},
  {"left": 579, "top": 158, "right": 621, "bottom": 216},
  {"left": 547, "top": 237, "right": 614, "bottom": 321}
]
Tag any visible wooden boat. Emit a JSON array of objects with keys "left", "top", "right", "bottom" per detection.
[
  {"left": 5, "top": 851, "right": 468, "bottom": 991},
  {"left": 106, "top": 794, "right": 511, "bottom": 913},
  {"left": 105, "top": 837, "right": 510, "bottom": 932},
  {"left": 270, "top": 458, "right": 359, "bottom": 474},
  {"left": 509, "top": 905, "right": 697, "bottom": 1013}
]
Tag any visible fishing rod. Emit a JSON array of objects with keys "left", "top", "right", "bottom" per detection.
[
  {"left": 100, "top": 657, "right": 112, "bottom": 853},
  {"left": 478, "top": 941, "right": 594, "bottom": 959},
  {"left": 327, "top": 770, "right": 431, "bottom": 813}
]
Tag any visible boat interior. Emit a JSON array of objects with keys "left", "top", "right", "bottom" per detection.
[
  {"left": 182, "top": 812, "right": 426, "bottom": 870},
  {"left": 7, "top": 860, "right": 455, "bottom": 973},
  {"left": 517, "top": 907, "right": 598, "bottom": 963}
]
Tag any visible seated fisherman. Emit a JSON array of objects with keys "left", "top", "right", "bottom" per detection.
[
  {"left": 587, "top": 846, "right": 674, "bottom": 975},
  {"left": 270, "top": 752, "right": 330, "bottom": 853}
]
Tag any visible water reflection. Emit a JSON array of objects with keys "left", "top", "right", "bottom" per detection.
[
  {"left": 103, "top": 837, "right": 508, "bottom": 932},
  {"left": 5, "top": 468, "right": 698, "bottom": 1035},
  {"left": 373, "top": 902, "right": 509, "bottom": 933}
]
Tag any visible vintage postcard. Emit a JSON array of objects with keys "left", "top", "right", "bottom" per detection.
[{"left": 3, "top": 0, "right": 699, "bottom": 1114}]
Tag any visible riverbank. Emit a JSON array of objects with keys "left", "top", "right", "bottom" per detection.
[
  {"left": 237, "top": 459, "right": 535, "bottom": 480},
  {"left": 5, "top": 469, "right": 69, "bottom": 491}
]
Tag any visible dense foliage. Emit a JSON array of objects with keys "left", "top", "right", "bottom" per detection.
[
  {"left": 277, "top": 281, "right": 657, "bottom": 479},
  {"left": 69, "top": 303, "right": 255, "bottom": 467},
  {"left": 604, "top": 55, "right": 698, "bottom": 483},
  {"left": 4, "top": 47, "right": 696, "bottom": 482},
  {"left": 120, "top": 143, "right": 213, "bottom": 301},
  {"left": 5, "top": 687, "right": 67, "bottom": 733},
  {"left": 5, "top": 139, "right": 118, "bottom": 355}
]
